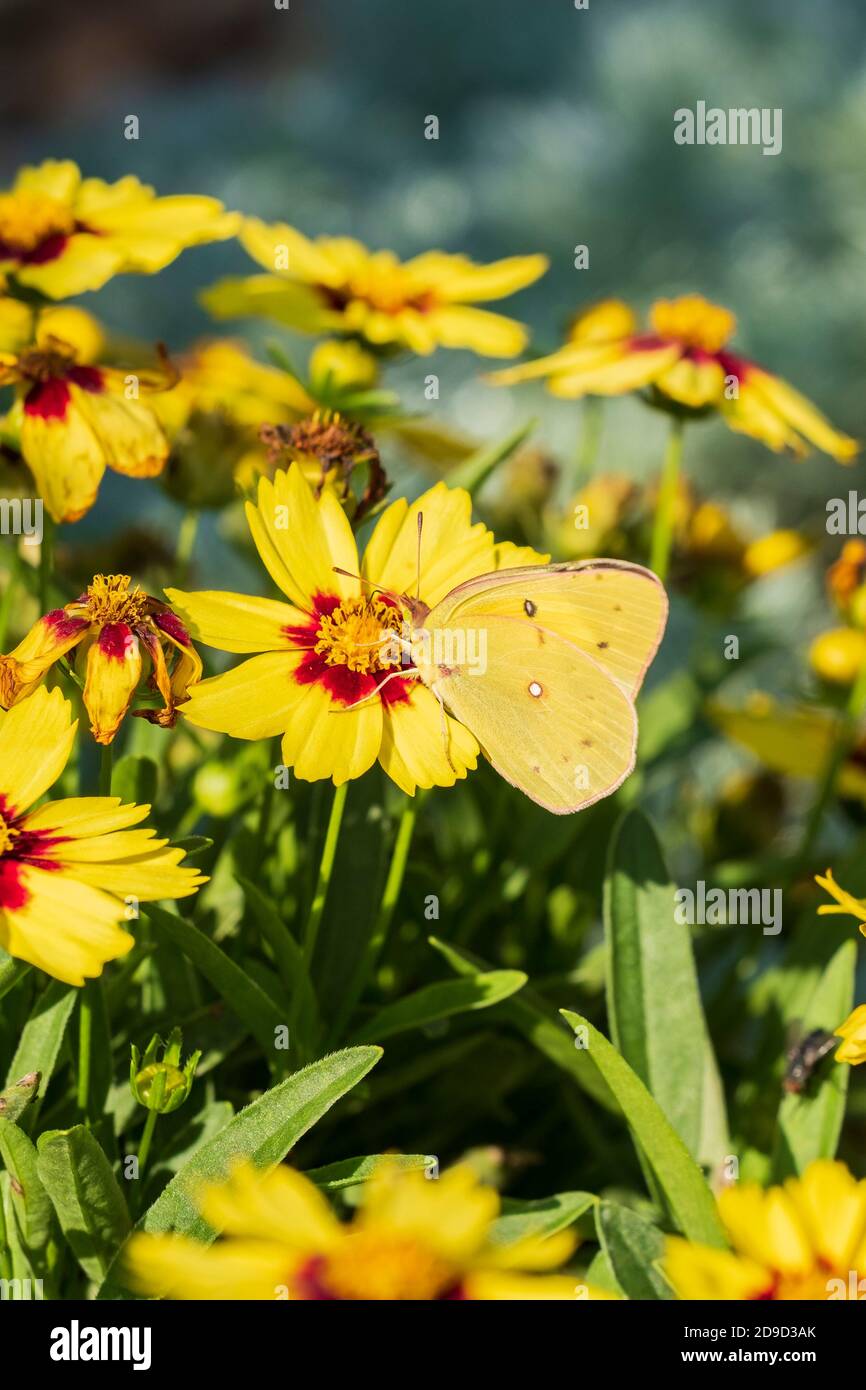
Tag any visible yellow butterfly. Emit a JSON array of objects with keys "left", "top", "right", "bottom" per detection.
[{"left": 397, "top": 558, "right": 668, "bottom": 814}]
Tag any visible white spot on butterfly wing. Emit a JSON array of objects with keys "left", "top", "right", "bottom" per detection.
[{"left": 528, "top": 681, "right": 543, "bottom": 698}]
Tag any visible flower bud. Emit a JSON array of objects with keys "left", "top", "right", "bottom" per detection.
[{"left": 130, "top": 1029, "right": 200, "bottom": 1114}]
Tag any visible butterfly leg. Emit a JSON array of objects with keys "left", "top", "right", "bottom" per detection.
[{"left": 431, "top": 681, "right": 457, "bottom": 775}]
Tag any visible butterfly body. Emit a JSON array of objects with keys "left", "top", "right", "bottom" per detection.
[{"left": 407, "top": 559, "right": 668, "bottom": 814}]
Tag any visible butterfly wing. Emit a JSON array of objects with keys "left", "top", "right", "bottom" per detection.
[
  {"left": 428, "top": 559, "right": 667, "bottom": 698},
  {"left": 424, "top": 614, "right": 638, "bottom": 813}
]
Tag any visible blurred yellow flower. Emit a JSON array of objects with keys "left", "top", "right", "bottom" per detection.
[
  {"left": 809, "top": 628, "right": 866, "bottom": 685},
  {"left": 667, "top": 1160, "right": 866, "bottom": 1299},
  {"left": 834, "top": 1006, "right": 866, "bottom": 1065},
  {"left": 742, "top": 529, "right": 811, "bottom": 578},
  {"left": 0, "top": 573, "right": 201, "bottom": 744},
  {"left": 709, "top": 695, "right": 866, "bottom": 803},
  {"left": 490, "top": 294, "right": 857, "bottom": 462},
  {"left": 167, "top": 465, "right": 542, "bottom": 794},
  {"left": 0, "top": 316, "right": 173, "bottom": 522},
  {"left": 827, "top": 540, "right": 866, "bottom": 616},
  {"left": 202, "top": 221, "right": 547, "bottom": 357},
  {"left": 0, "top": 686, "right": 205, "bottom": 984},
  {"left": 0, "top": 160, "right": 237, "bottom": 299},
  {"left": 124, "top": 1159, "right": 601, "bottom": 1301}
]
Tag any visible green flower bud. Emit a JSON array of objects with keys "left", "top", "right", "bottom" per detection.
[{"left": 130, "top": 1029, "right": 200, "bottom": 1114}]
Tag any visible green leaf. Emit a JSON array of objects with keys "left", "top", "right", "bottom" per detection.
[
  {"left": 595, "top": 1201, "right": 673, "bottom": 1300},
  {"left": 429, "top": 936, "right": 615, "bottom": 1110},
  {"left": 36, "top": 1126, "right": 131, "bottom": 1283},
  {"left": 446, "top": 418, "right": 538, "bottom": 495},
  {"left": 0, "top": 953, "right": 29, "bottom": 1002},
  {"left": 560, "top": 1011, "right": 725, "bottom": 1247},
  {"left": 604, "top": 809, "right": 729, "bottom": 1165},
  {"left": 98, "top": 1045, "right": 382, "bottom": 1296},
  {"left": 772, "top": 939, "right": 856, "bottom": 1179},
  {"left": 145, "top": 905, "right": 287, "bottom": 1061},
  {"left": 304, "top": 1153, "right": 435, "bottom": 1190},
  {"left": 489, "top": 1192, "right": 596, "bottom": 1246},
  {"left": 237, "top": 875, "right": 320, "bottom": 1057},
  {"left": 5, "top": 980, "right": 78, "bottom": 1101},
  {"left": 0, "top": 1071, "right": 40, "bottom": 1123},
  {"left": 353, "top": 970, "right": 527, "bottom": 1043},
  {"left": 0, "top": 1117, "right": 53, "bottom": 1254}
]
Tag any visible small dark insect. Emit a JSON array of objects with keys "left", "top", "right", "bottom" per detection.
[
  {"left": 783, "top": 1029, "right": 836, "bottom": 1094},
  {"left": 523, "top": 598, "right": 537, "bottom": 617}
]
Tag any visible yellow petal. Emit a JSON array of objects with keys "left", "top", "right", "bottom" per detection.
[
  {"left": 654, "top": 353, "right": 725, "bottom": 408},
  {"left": 196, "top": 1162, "right": 340, "bottom": 1250},
  {"left": 430, "top": 253, "right": 548, "bottom": 303},
  {"left": 124, "top": 1233, "right": 292, "bottom": 1301},
  {"left": 21, "top": 797, "right": 150, "bottom": 837},
  {"left": 20, "top": 399, "right": 105, "bottom": 523},
  {"left": 743, "top": 368, "right": 858, "bottom": 463},
  {"left": 250, "top": 466, "right": 358, "bottom": 609},
  {"left": 289, "top": 683, "right": 382, "bottom": 785},
  {"left": 718, "top": 1183, "right": 812, "bottom": 1275},
  {"left": 0, "top": 867, "right": 134, "bottom": 986},
  {"left": 239, "top": 218, "right": 344, "bottom": 285},
  {"left": 379, "top": 686, "right": 478, "bottom": 795},
  {"left": 548, "top": 342, "right": 683, "bottom": 398},
  {"left": 363, "top": 481, "right": 491, "bottom": 607},
  {"left": 13, "top": 159, "right": 81, "bottom": 203},
  {"left": 0, "top": 685, "right": 75, "bottom": 815},
  {"left": 69, "top": 383, "right": 167, "bottom": 479},
  {"left": 14, "top": 234, "right": 126, "bottom": 299},
  {"left": 427, "top": 305, "right": 529, "bottom": 357},
  {"left": 665, "top": 1236, "right": 772, "bottom": 1300},
  {"left": 181, "top": 652, "right": 304, "bottom": 740},
  {"left": 82, "top": 624, "right": 142, "bottom": 745},
  {"left": 200, "top": 274, "right": 332, "bottom": 333},
  {"left": 164, "top": 588, "right": 304, "bottom": 654},
  {"left": 786, "top": 1161, "right": 866, "bottom": 1270}
]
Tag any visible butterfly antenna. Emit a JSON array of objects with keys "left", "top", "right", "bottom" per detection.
[
  {"left": 415, "top": 512, "right": 423, "bottom": 601},
  {"left": 332, "top": 565, "right": 400, "bottom": 604}
]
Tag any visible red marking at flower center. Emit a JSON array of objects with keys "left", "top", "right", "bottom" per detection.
[
  {"left": 0, "top": 860, "right": 28, "bottom": 910},
  {"left": 154, "top": 611, "right": 192, "bottom": 646},
  {"left": 291, "top": 1254, "right": 465, "bottom": 1301},
  {"left": 43, "top": 610, "right": 89, "bottom": 641},
  {"left": 98, "top": 622, "right": 136, "bottom": 661},
  {"left": 287, "top": 591, "right": 413, "bottom": 707},
  {"left": 24, "top": 378, "right": 71, "bottom": 419}
]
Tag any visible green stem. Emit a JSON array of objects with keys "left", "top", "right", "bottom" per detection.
[
  {"left": 649, "top": 416, "right": 685, "bottom": 581},
  {"left": 796, "top": 661, "right": 866, "bottom": 870},
  {"left": 574, "top": 396, "right": 604, "bottom": 485},
  {"left": 99, "top": 743, "right": 113, "bottom": 797},
  {"left": 76, "top": 982, "right": 95, "bottom": 1121},
  {"left": 38, "top": 514, "right": 55, "bottom": 612},
  {"left": 331, "top": 795, "right": 418, "bottom": 1041},
  {"left": 137, "top": 1108, "right": 159, "bottom": 1175},
  {"left": 303, "top": 781, "right": 348, "bottom": 966},
  {"left": 0, "top": 547, "right": 22, "bottom": 649},
  {"left": 175, "top": 508, "right": 200, "bottom": 577}
]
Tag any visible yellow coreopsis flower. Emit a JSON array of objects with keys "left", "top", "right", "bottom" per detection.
[
  {"left": 0, "top": 317, "right": 173, "bottom": 523},
  {"left": 167, "top": 465, "right": 542, "bottom": 794},
  {"left": 834, "top": 1006, "right": 866, "bottom": 1065},
  {"left": 0, "top": 160, "right": 238, "bottom": 299},
  {"left": 202, "top": 221, "right": 548, "bottom": 357},
  {"left": 809, "top": 627, "right": 866, "bottom": 685},
  {"left": 666, "top": 1160, "right": 866, "bottom": 1300},
  {"left": 0, "top": 574, "right": 202, "bottom": 744},
  {"left": 490, "top": 295, "right": 858, "bottom": 462},
  {"left": 124, "top": 1160, "right": 602, "bottom": 1301},
  {"left": 0, "top": 686, "right": 206, "bottom": 984}
]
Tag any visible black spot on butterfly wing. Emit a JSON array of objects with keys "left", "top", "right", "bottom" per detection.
[{"left": 523, "top": 598, "right": 537, "bottom": 617}]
